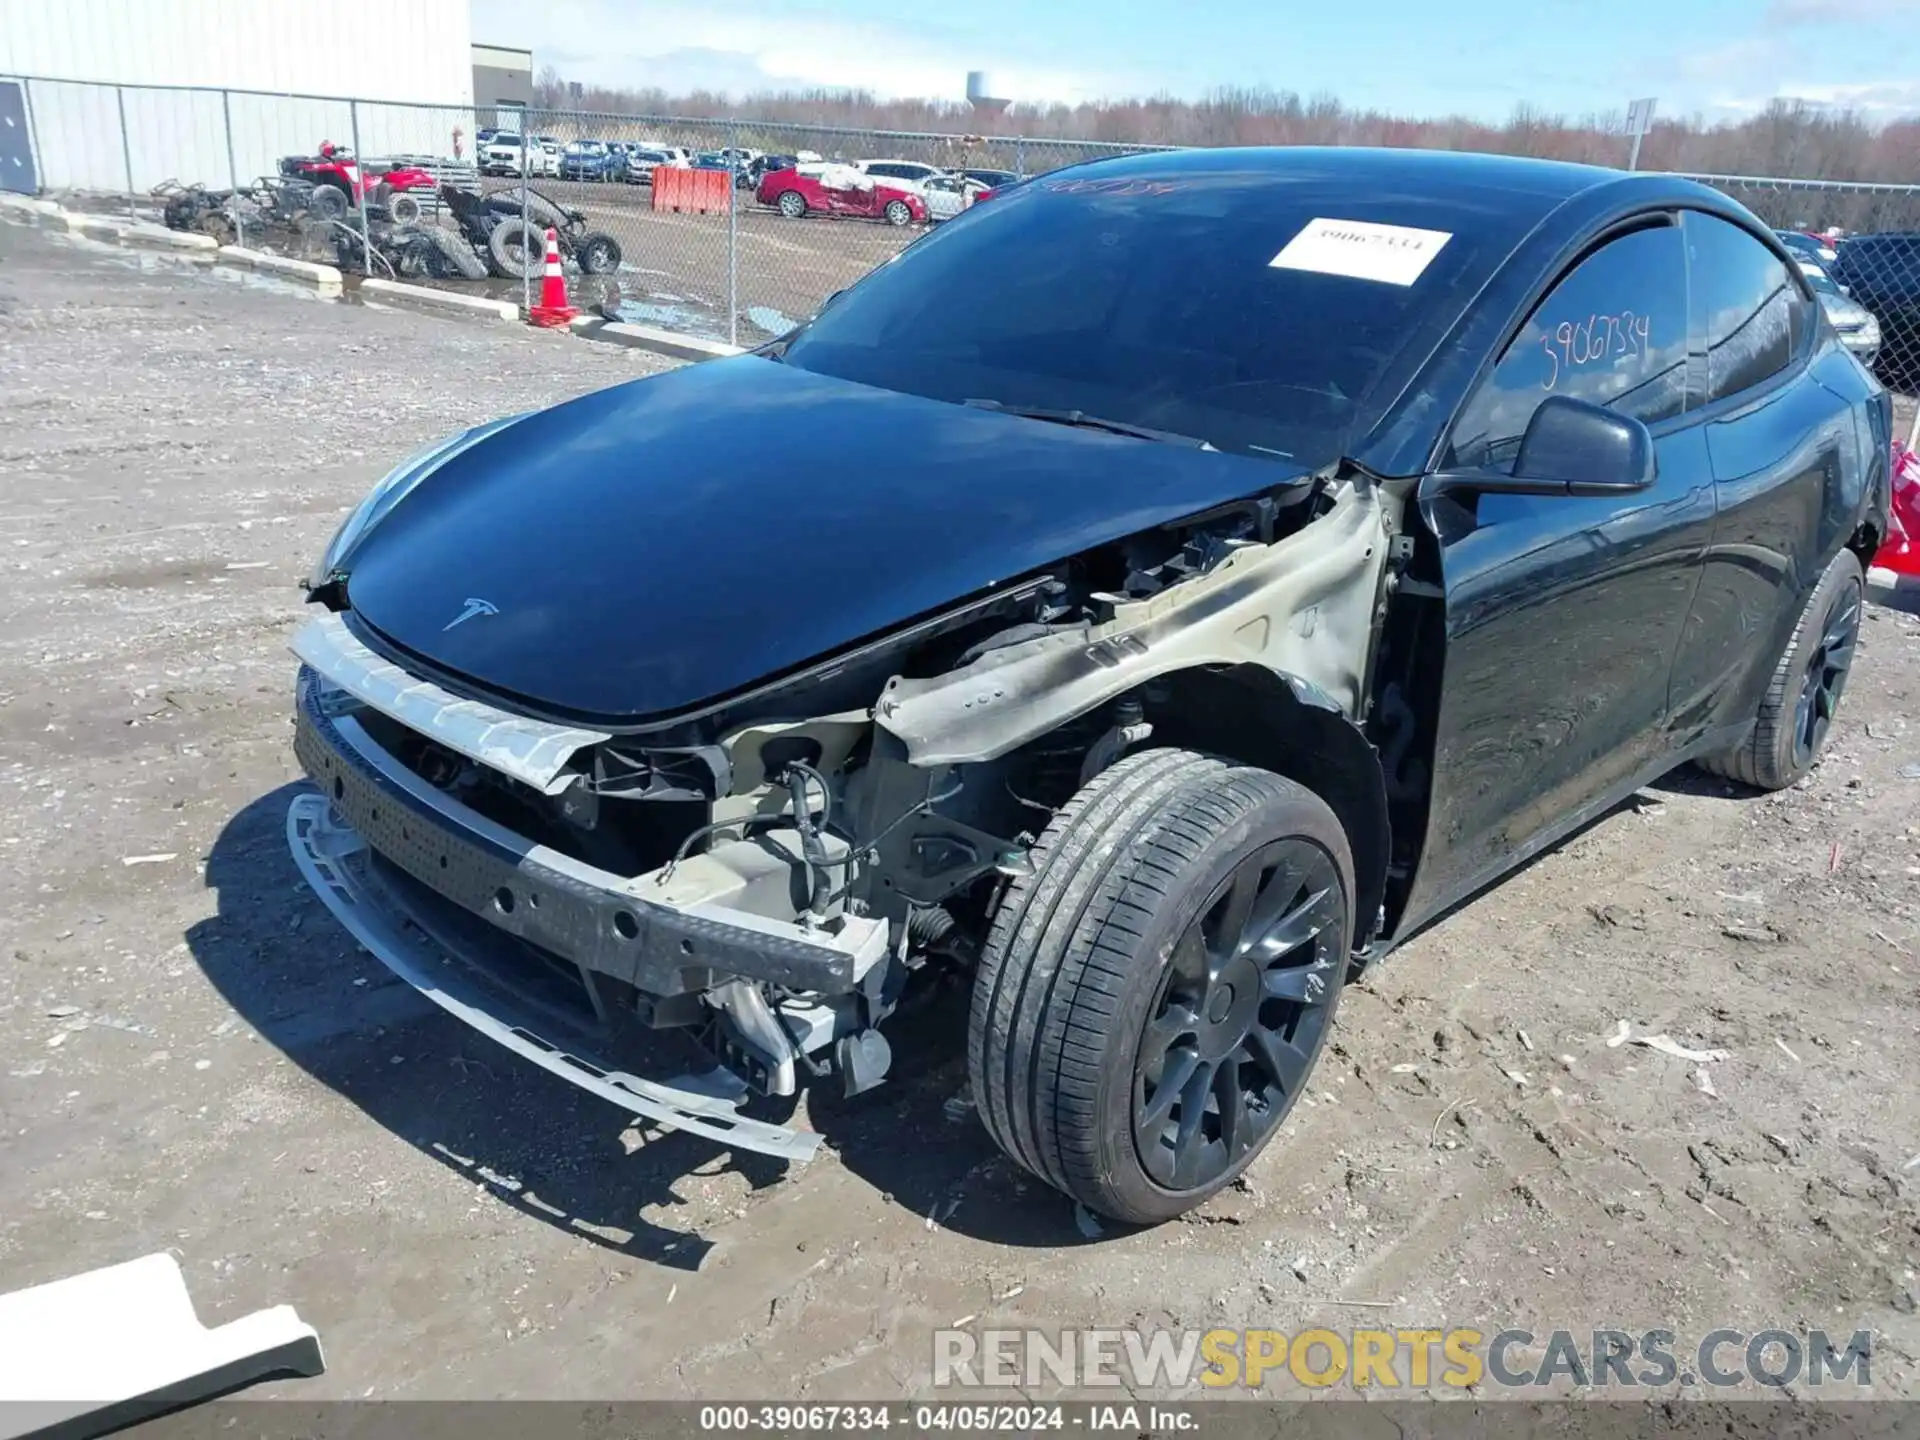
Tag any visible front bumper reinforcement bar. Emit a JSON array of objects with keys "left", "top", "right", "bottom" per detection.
[{"left": 286, "top": 792, "right": 822, "bottom": 1163}]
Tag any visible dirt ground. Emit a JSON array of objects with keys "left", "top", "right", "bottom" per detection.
[{"left": 3, "top": 216, "right": 1920, "bottom": 1408}]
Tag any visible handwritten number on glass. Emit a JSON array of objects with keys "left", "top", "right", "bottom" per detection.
[{"left": 1537, "top": 311, "right": 1651, "bottom": 390}]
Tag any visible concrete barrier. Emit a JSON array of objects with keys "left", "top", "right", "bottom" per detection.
[
  {"left": 217, "top": 245, "right": 343, "bottom": 292},
  {"left": 574, "top": 317, "right": 745, "bottom": 362},
  {"left": 360, "top": 278, "right": 518, "bottom": 322},
  {"left": 62, "top": 212, "right": 127, "bottom": 242},
  {"left": 0, "top": 193, "right": 62, "bottom": 220},
  {"left": 124, "top": 223, "right": 219, "bottom": 257}
]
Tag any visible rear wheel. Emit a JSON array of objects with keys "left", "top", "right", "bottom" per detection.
[
  {"left": 575, "top": 231, "right": 621, "bottom": 274},
  {"left": 777, "top": 189, "right": 807, "bottom": 219},
  {"left": 486, "top": 216, "right": 539, "bottom": 279},
  {"left": 883, "top": 198, "right": 913, "bottom": 227},
  {"left": 388, "top": 191, "right": 424, "bottom": 225},
  {"left": 418, "top": 226, "right": 488, "bottom": 281},
  {"left": 306, "top": 183, "right": 348, "bottom": 221},
  {"left": 1697, "top": 548, "right": 1863, "bottom": 789},
  {"left": 969, "top": 749, "right": 1353, "bottom": 1225}
]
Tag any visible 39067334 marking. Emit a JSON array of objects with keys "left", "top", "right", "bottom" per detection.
[{"left": 1538, "top": 310, "right": 1652, "bottom": 388}]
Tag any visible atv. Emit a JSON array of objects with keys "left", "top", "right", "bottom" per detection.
[
  {"left": 154, "top": 180, "right": 248, "bottom": 244},
  {"left": 330, "top": 216, "right": 489, "bottom": 282},
  {"left": 438, "top": 183, "right": 623, "bottom": 279},
  {"left": 277, "top": 143, "right": 446, "bottom": 224}
]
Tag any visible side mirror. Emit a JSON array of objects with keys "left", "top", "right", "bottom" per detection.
[{"left": 1435, "top": 396, "right": 1656, "bottom": 498}]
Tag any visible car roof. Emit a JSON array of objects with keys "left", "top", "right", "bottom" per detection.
[{"left": 1061, "top": 145, "right": 1628, "bottom": 217}]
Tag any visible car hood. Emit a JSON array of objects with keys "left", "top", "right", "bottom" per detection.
[{"left": 340, "top": 358, "right": 1307, "bottom": 723}]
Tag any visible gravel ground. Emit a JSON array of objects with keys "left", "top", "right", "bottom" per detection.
[{"left": 4, "top": 216, "right": 1920, "bottom": 1409}]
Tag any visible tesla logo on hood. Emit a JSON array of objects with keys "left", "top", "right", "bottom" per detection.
[{"left": 443, "top": 597, "right": 499, "bottom": 631}]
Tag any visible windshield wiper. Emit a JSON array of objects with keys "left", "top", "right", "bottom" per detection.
[{"left": 962, "top": 398, "right": 1212, "bottom": 449}]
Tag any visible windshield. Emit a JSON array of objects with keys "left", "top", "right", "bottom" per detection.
[{"left": 781, "top": 166, "right": 1507, "bottom": 465}]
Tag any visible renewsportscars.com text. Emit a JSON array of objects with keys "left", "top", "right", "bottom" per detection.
[{"left": 933, "top": 1326, "right": 1874, "bottom": 1390}]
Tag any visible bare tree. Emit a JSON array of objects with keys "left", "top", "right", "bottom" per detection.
[{"left": 524, "top": 66, "right": 1920, "bottom": 188}]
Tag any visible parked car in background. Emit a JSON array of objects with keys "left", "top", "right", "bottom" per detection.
[
  {"left": 745, "top": 154, "right": 800, "bottom": 190},
  {"left": 1777, "top": 229, "right": 1840, "bottom": 267},
  {"left": 1796, "top": 257, "right": 1882, "bottom": 367},
  {"left": 757, "top": 164, "right": 928, "bottom": 225},
  {"left": 923, "top": 172, "right": 989, "bottom": 221},
  {"left": 1827, "top": 234, "right": 1920, "bottom": 375},
  {"left": 560, "top": 141, "right": 623, "bottom": 182},
  {"left": 480, "top": 134, "right": 560, "bottom": 179},
  {"left": 960, "top": 167, "right": 1020, "bottom": 189},
  {"left": 622, "top": 147, "right": 688, "bottom": 186},
  {"left": 854, "top": 159, "right": 947, "bottom": 198}
]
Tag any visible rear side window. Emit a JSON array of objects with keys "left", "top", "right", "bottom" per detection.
[
  {"left": 1686, "top": 212, "right": 1807, "bottom": 403},
  {"left": 1449, "top": 224, "right": 1689, "bottom": 470}
]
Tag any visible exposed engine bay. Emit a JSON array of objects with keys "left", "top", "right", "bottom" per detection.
[{"left": 292, "top": 468, "right": 1395, "bottom": 1132}]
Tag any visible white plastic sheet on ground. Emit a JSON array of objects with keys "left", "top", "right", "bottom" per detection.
[{"left": 0, "top": 1252, "right": 324, "bottom": 1440}]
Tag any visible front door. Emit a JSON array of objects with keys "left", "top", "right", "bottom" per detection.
[{"left": 1402, "top": 219, "right": 1714, "bottom": 924}]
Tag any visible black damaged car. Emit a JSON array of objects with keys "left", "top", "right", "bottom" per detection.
[{"left": 288, "top": 147, "right": 1890, "bottom": 1225}]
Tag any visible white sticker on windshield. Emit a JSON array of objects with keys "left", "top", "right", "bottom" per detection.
[{"left": 1269, "top": 217, "right": 1453, "bottom": 286}]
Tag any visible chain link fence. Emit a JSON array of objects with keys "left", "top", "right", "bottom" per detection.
[
  {"left": 8, "top": 72, "right": 1920, "bottom": 402},
  {"left": 0, "top": 73, "right": 1165, "bottom": 352},
  {"left": 1673, "top": 173, "right": 1920, "bottom": 405}
]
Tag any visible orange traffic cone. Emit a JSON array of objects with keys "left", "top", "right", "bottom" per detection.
[{"left": 527, "top": 226, "right": 578, "bottom": 328}]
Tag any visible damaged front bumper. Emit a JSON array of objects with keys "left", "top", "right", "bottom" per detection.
[{"left": 284, "top": 626, "right": 892, "bottom": 1161}]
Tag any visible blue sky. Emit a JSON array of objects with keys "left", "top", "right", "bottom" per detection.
[{"left": 470, "top": 0, "right": 1920, "bottom": 121}]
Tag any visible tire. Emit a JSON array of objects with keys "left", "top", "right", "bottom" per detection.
[
  {"left": 486, "top": 216, "right": 540, "bottom": 280},
  {"left": 575, "top": 230, "right": 621, "bottom": 275},
  {"left": 306, "top": 184, "right": 348, "bottom": 221},
  {"left": 486, "top": 186, "right": 568, "bottom": 231},
  {"left": 418, "top": 226, "right": 488, "bottom": 281},
  {"left": 1697, "top": 548, "right": 1864, "bottom": 790},
  {"left": 388, "top": 191, "right": 424, "bottom": 225},
  {"left": 777, "top": 189, "right": 807, "bottom": 219},
  {"left": 884, "top": 198, "right": 913, "bottom": 227},
  {"left": 969, "top": 748, "right": 1354, "bottom": 1225}
]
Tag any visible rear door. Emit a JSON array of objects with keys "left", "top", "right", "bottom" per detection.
[
  {"left": 1668, "top": 212, "right": 1851, "bottom": 741},
  {"left": 1406, "top": 219, "right": 1715, "bottom": 918}
]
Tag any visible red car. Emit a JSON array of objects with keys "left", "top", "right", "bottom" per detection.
[{"left": 756, "top": 166, "right": 927, "bottom": 226}]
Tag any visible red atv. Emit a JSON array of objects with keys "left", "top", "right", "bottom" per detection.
[{"left": 277, "top": 143, "right": 441, "bottom": 222}]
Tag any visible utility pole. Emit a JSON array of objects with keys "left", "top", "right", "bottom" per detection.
[{"left": 1625, "top": 97, "right": 1657, "bottom": 171}]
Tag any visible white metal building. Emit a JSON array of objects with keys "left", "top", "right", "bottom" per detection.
[{"left": 0, "top": 0, "right": 476, "bottom": 192}]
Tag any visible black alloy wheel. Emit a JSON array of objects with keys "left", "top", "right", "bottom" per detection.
[
  {"left": 969, "top": 748, "right": 1355, "bottom": 1225},
  {"left": 1133, "top": 838, "right": 1345, "bottom": 1191},
  {"left": 1792, "top": 580, "right": 1861, "bottom": 767}
]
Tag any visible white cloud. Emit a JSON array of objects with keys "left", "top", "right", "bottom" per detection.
[{"left": 1766, "top": 0, "right": 1920, "bottom": 24}]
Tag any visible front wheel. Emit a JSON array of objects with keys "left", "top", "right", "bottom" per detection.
[
  {"left": 777, "top": 189, "right": 807, "bottom": 219},
  {"left": 575, "top": 230, "right": 621, "bottom": 274},
  {"left": 883, "top": 198, "right": 913, "bottom": 227},
  {"left": 1697, "top": 548, "right": 1863, "bottom": 790},
  {"left": 969, "top": 749, "right": 1353, "bottom": 1225}
]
